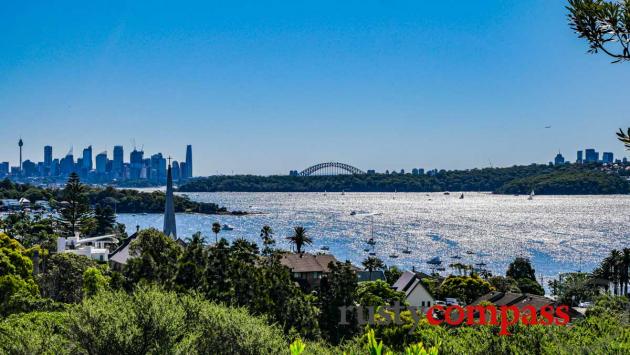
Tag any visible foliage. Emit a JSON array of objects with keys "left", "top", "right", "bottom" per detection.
[
  {"left": 67, "top": 286, "right": 288, "bottom": 354},
  {"left": 355, "top": 280, "right": 407, "bottom": 307},
  {"left": 319, "top": 261, "right": 359, "bottom": 344},
  {"left": 38, "top": 253, "right": 98, "bottom": 303},
  {"left": 82, "top": 267, "right": 109, "bottom": 297},
  {"left": 568, "top": 0, "right": 630, "bottom": 63},
  {"left": 123, "top": 228, "right": 182, "bottom": 288},
  {"left": 287, "top": 226, "right": 312, "bottom": 254},
  {"left": 506, "top": 257, "right": 537, "bottom": 281},
  {"left": 93, "top": 203, "right": 116, "bottom": 235},
  {"left": 437, "top": 275, "right": 494, "bottom": 304},
  {"left": 363, "top": 256, "right": 386, "bottom": 281},
  {"left": 0, "top": 312, "right": 77, "bottom": 354},
  {"left": 487, "top": 276, "right": 520, "bottom": 293},
  {"left": 56, "top": 173, "right": 92, "bottom": 236},
  {"left": 548, "top": 272, "right": 599, "bottom": 306},
  {"left": 290, "top": 338, "right": 306, "bottom": 355},
  {"left": 179, "top": 163, "right": 630, "bottom": 194},
  {"left": 494, "top": 169, "right": 630, "bottom": 195},
  {"left": 592, "top": 248, "right": 630, "bottom": 296},
  {"left": 385, "top": 266, "right": 403, "bottom": 286}
]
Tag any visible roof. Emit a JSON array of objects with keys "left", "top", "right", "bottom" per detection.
[
  {"left": 473, "top": 291, "right": 555, "bottom": 312},
  {"left": 393, "top": 271, "right": 434, "bottom": 299},
  {"left": 280, "top": 253, "right": 340, "bottom": 273},
  {"left": 108, "top": 232, "right": 138, "bottom": 265},
  {"left": 357, "top": 270, "right": 386, "bottom": 282}
]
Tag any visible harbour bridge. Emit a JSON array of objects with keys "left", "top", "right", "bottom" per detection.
[{"left": 298, "top": 162, "right": 366, "bottom": 176}]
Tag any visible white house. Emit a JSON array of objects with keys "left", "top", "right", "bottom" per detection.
[
  {"left": 392, "top": 271, "right": 436, "bottom": 308},
  {"left": 57, "top": 232, "right": 118, "bottom": 262}
]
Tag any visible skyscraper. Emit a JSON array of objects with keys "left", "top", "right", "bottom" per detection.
[
  {"left": 113, "top": 145, "right": 124, "bottom": 175},
  {"left": 44, "top": 145, "right": 53, "bottom": 166},
  {"left": 554, "top": 152, "right": 565, "bottom": 165},
  {"left": 172, "top": 161, "right": 180, "bottom": 181},
  {"left": 585, "top": 149, "right": 599, "bottom": 163},
  {"left": 602, "top": 152, "right": 614, "bottom": 164},
  {"left": 95, "top": 151, "right": 107, "bottom": 174},
  {"left": 82, "top": 146, "right": 93, "bottom": 171},
  {"left": 185, "top": 145, "right": 193, "bottom": 178},
  {"left": 576, "top": 150, "right": 583, "bottom": 164},
  {"left": 163, "top": 160, "right": 177, "bottom": 239},
  {"left": 130, "top": 149, "right": 144, "bottom": 180}
]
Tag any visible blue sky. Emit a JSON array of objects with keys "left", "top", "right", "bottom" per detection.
[{"left": 1, "top": 0, "right": 629, "bottom": 175}]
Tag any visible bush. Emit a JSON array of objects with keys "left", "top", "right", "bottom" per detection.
[{"left": 0, "top": 312, "right": 78, "bottom": 354}]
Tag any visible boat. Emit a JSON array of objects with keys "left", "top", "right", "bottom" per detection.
[
  {"left": 367, "top": 238, "right": 376, "bottom": 246},
  {"left": 436, "top": 267, "right": 446, "bottom": 271},
  {"left": 528, "top": 190, "right": 535, "bottom": 200},
  {"left": 443, "top": 192, "right": 450, "bottom": 195},
  {"left": 363, "top": 248, "right": 370, "bottom": 252},
  {"left": 466, "top": 250, "right": 475, "bottom": 255},
  {"left": 341, "top": 190, "right": 345, "bottom": 195},
  {"left": 321, "top": 246, "right": 330, "bottom": 251},
  {"left": 450, "top": 254, "right": 462, "bottom": 259},
  {"left": 221, "top": 224, "right": 234, "bottom": 231},
  {"left": 427, "top": 256, "right": 442, "bottom": 265},
  {"left": 350, "top": 211, "right": 357, "bottom": 216},
  {"left": 459, "top": 193, "right": 464, "bottom": 199},
  {"left": 402, "top": 236, "right": 411, "bottom": 254},
  {"left": 369, "top": 251, "right": 377, "bottom": 256},
  {"left": 389, "top": 253, "right": 399, "bottom": 259}
]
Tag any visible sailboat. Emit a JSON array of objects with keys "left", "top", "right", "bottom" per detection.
[
  {"left": 402, "top": 236, "right": 412, "bottom": 254},
  {"left": 459, "top": 193, "right": 464, "bottom": 199},
  {"left": 528, "top": 190, "right": 535, "bottom": 200}
]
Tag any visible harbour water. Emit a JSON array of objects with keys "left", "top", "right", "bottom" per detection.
[{"left": 116, "top": 192, "right": 630, "bottom": 281}]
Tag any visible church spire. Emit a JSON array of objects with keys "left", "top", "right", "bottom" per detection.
[{"left": 163, "top": 157, "right": 177, "bottom": 239}]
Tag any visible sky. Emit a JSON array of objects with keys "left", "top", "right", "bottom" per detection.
[{"left": 1, "top": 0, "right": 629, "bottom": 176}]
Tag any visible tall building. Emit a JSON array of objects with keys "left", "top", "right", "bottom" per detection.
[
  {"left": 163, "top": 161, "right": 177, "bottom": 239},
  {"left": 554, "top": 152, "right": 565, "bottom": 165},
  {"left": 576, "top": 150, "right": 583, "bottom": 164},
  {"left": 179, "top": 162, "right": 187, "bottom": 181},
  {"left": 113, "top": 145, "right": 124, "bottom": 175},
  {"left": 185, "top": 145, "right": 193, "bottom": 178},
  {"left": 130, "top": 149, "right": 144, "bottom": 180},
  {"left": 82, "top": 146, "right": 93, "bottom": 171},
  {"left": 585, "top": 149, "right": 599, "bottom": 163},
  {"left": 18, "top": 138, "right": 23, "bottom": 174},
  {"left": 44, "top": 146, "right": 53, "bottom": 166},
  {"left": 95, "top": 151, "right": 108, "bottom": 174},
  {"left": 172, "top": 161, "right": 180, "bottom": 181},
  {"left": 0, "top": 162, "right": 9, "bottom": 176},
  {"left": 602, "top": 152, "right": 614, "bottom": 164},
  {"left": 60, "top": 149, "right": 75, "bottom": 175}
]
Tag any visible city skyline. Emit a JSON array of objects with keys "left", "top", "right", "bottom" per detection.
[{"left": 2, "top": 1, "right": 630, "bottom": 175}]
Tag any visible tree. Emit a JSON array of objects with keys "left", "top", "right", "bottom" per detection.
[
  {"left": 211, "top": 222, "right": 221, "bottom": 243},
  {"left": 355, "top": 280, "right": 406, "bottom": 307},
  {"left": 384, "top": 265, "right": 403, "bottom": 286},
  {"left": 57, "top": 173, "right": 92, "bottom": 236},
  {"left": 549, "top": 272, "right": 598, "bottom": 305},
  {"left": 39, "top": 253, "right": 98, "bottom": 303},
  {"left": 438, "top": 275, "right": 495, "bottom": 304},
  {"left": 319, "top": 261, "right": 358, "bottom": 344},
  {"left": 362, "top": 256, "right": 385, "bottom": 281},
  {"left": 174, "top": 232, "right": 206, "bottom": 291},
  {"left": 259, "top": 225, "right": 275, "bottom": 255},
  {"left": 488, "top": 276, "right": 521, "bottom": 293},
  {"left": 123, "top": 228, "right": 182, "bottom": 288},
  {"left": 506, "top": 257, "right": 537, "bottom": 281},
  {"left": 93, "top": 203, "right": 116, "bottom": 236},
  {"left": 82, "top": 267, "right": 109, "bottom": 297},
  {"left": 286, "top": 226, "right": 312, "bottom": 254},
  {"left": 568, "top": 0, "right": 630, "bottom": 63}
]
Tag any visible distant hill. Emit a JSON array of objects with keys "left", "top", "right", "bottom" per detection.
[{"left": 178, "top": 164, "right": 630, "bottom": 195}]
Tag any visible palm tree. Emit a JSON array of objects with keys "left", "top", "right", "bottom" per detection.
[
  {"left": 211, "top": 222, "right": 221, "bottom": 243},
  {"left": 286, "top": 226, "right": 312, "bottom": 254},
  {"left": 622, "top": 248, "right": 630, "bottom": 296},
  {"left": 259, "top": 225, "right": 275, "bottom": 256},
  {"left": 362, "top": 256, "right": 385, "bottom": 281}
]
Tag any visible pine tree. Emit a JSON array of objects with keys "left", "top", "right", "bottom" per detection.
[{"left": 57, "top": 173, "right": 92, "bottom": 237}]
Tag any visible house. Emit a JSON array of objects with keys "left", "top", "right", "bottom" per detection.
[
  {"left": 18, "top": 198, "right": 30, "bottom": 208},
  {"left": 357, "top": 270, "right": 386, "bottom": 282},
  {"left": 0, "top": 199, "right": 21, "bottom": 211},
  {"left": 57, "top": 232, "right": 118, "bottom": 262},
  {"left": 108, "top": 232, "right": 139, "bottom": 271},
  {"left": 280, "top": 252, "right": 359, "bottom": 289},
  {"left": 33, "top": 200, "right": 51, "bottom": 211},
  {"left": 472, "top": 291, "right": 583, "bottom": 320},
  {"left": 392, "top": 271, "right": 436, "bottom": 307}
]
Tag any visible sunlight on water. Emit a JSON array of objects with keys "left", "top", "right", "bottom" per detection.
[{"left": 117, "top": 192, "right": 630, "bottom": 280}]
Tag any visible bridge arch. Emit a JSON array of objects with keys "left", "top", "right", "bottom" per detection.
[{"left": 299, "top": 162, "right": 365, "bottom": 176}]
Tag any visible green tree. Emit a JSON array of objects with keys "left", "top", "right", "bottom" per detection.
[
  {"left": 487, "top": 276, "right": 520, "bottom": 293},
  {"left": 384, "top": 265, "right": 403, "bottom": 286},
  {"left": 548, "top": 272, "right": 598, "bottom": 305},
  {"left": 174, "top": 232, "right": 206, "bottom": 291},
  {"left": 39, "top": 253, "right": 98, "bottom": 303},
  {"left": 286, "top": 226, "right": 312, "bottom": 254},
  {"left": 82, "top": 267, "right": 109, "bottom": 297},
  {"left": 355, "top": 280, "right": 406, "bottom": 307},
  {"left": 57, "top": 173, "right": 92, "bottom": 236},
  {"left": 319, "top": 261, "right": 358, "bottom": 344},
  {"left": 123, "top": 228, "right": 182, "bottom": 288},
  {"left": 260, "top": 225, "right": 275, "bottom": 255},
  {"left": 93, "top": 203, "right": 116, "bottom": 235},
  {"left": 211, "top": 222, "right": 221, "bottom": 243},
  {"left": 438, "top": 275, "right": 495, "bottom": 304},
  {"left": 506, "top": 257, "right": 537, "bottom": 281},
  {"left": 568, "top": 0, "right": 630, "bottom": 63},
  {"left": 362, "top": 256, "right": 386, "bottom": 281}
]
